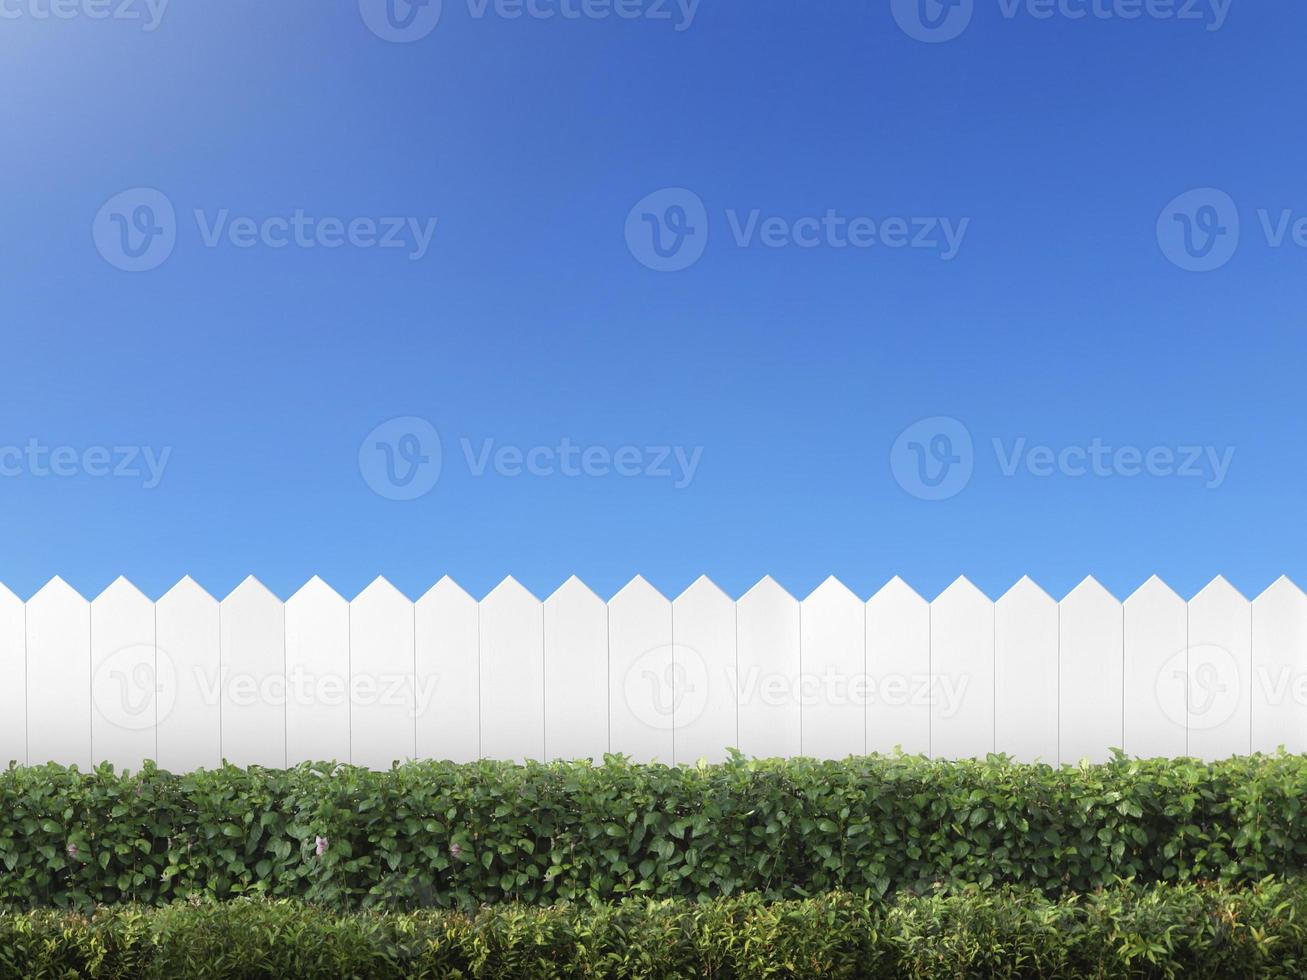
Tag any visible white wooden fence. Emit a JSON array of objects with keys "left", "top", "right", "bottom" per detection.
[{"left": 1, "top": 574, "right": 1304, "bottom": 771}]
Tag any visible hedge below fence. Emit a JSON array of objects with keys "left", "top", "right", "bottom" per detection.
[
  {"left": 4, "top": 753, "right": 1307, "bottom": 910},
  {"left": 3, "top": 881, "right": 1306, "bottom": 979}
]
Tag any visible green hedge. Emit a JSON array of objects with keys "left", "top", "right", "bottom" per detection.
[
  {"left": 2, "top": 881, "right": 1305, "bottom": 978},
  {"left": 4, "top": 753, "right": 1307, "bottom": 910}
]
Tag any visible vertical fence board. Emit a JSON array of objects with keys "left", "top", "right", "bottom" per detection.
[
  {"left": 350, "top": 578, "right": 416, "bottom": 769},
  {"left": 544, "top": 577, "right": 608, "bottom": 761},
  {"left": 866, "top": 577, "right": 930, "bottom": 756},
  {"left": 737, "top": 577, "right": 801, "bottom": 758},
  {"left": 1187, "top": 577, "right": 1251, "bottom": 761},
  {"left": 800, "top": 577, "right": 865, "bottom": 759},
  {"left": 415, "top": 578, "right": 480, "bottom": 763},
  {"left": 995, "top": 577, "right": 1058, "bottom": 763},
  {"left": 26, "top": 578, "right": 91, "bottom": 767},
  {"left": 609, "top": 576, "right": 673, "bottom": 762},
  {"left": 155, "top": 577, "right": 220, "bottom": 772},
  {"left": 0, "top": 585, "right": 25, "bottom": 766},
  {"left": 479, "top": 578, "right": 543, "bottom": 761},
  {"left": 1059, "top": 577, "right": 1123, "bottom": 764},
  {"left": 285, "top": 577, "right": 350, "bottom": 765},
  {"left": 1123, "top": 576, "right": 1187, "bottom": 758},
  {"left": 671, "top": 576, "right": 736, "bottom": 764},
  {"left": 219, "top": 577, "right": 285, "bottom": 768},
  {"left": 1252, "top": 577, "right": 1307, "bottom": 753},
  {"left": 90, "top": 578, "right": 156, "bottom": 771},
  {"left": 930, "top": 578, "right": 994, "bottom": 759}
]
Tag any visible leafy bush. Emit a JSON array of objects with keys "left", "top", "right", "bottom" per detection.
[
  {"left": 4, "top": 753, "right": 1307, "bottom": 910},
  {"left": 1, "top": 881, "right": 1305, "bottom": 978}
]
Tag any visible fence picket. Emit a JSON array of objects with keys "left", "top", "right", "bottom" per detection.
[
  {"left": 350, "top": 578, "right": 416, "bottom": 770},
  {"left": 219, "top": 577, "right": 285, "bottom": 768},
  {"left": 1187, "top": 577, "right": 1251, "bottom": 761},
  {"left": 1123, "top": 576, "right": 1187, "bottom": 758},
  {"left": 285, "top": 577, "right": 349, "bottom": 765},
  {"left": 90, "top": 577, "right": 156, "bottom": 771},
  {"left": 737, "top": 577, "right": 800, "bottom": 758},
  {"left": 995, "top": 577, "right": 1058, "bottom": 763},
  {"left": 415, "top": 577, "right": 480, "bottom": 763},
  {"left": 479, "top": 577, "right": 543, "bottom": 762},
  {"left": 26, "top": 578, "right": 90, "bottom": 768},
  {"left": 866, "top": 577, "right": 930, "bottom": 756},
  {"left": 1251, "top": 577, "right": 1307, "bottom": 753},
  {"left": 0, "top": 584, "right": 25, "bottom": 766},
  {"left": 544, "top": 577, "right": 608, "bottom": 761},
  {"left": 800, "top": 577, "right": 864, "bottom": 759},
  {"left": 671, "top": 576, "right": 736, "bottom": 764},
  {"left": 155, "top": 577, "right": 220, "bottom": 771},
  {"left": 1059, "top": 577, "right": 1123, "bottom": 763},
  {"left": 930, "top": 577, "right": 994, "bottom": 759},
  {"left": 609, "top": 576, "right": 672, "bottom": 763}
]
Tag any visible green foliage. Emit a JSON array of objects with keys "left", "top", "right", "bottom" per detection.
[
  {"left": 1, "top": 881, "right": 1306, "bottom": 978},
  {"left": 4, "top": 752, "right": 1307, "bottom": 910}
]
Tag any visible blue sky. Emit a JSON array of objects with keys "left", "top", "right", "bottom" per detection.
[{"left": 1, "top": 0, "right": 1303, "bottom": 604}]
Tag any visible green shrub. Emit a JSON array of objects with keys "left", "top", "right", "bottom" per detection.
[
  {"left": 1, "top": 881, "right": 1305, "bottom": 978},
  {"left": 4, "top": 752, "right": 1307, "bottom": 910}
]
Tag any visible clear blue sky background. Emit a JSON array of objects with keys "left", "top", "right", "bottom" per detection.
[{"left": 2, "top": 0, "right": 1303, "bottom": 604}]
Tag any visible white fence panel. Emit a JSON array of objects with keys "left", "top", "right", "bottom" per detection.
[
  {"left": 155, "top": 577, "right": 221, "bottom": 771},
  {"left": 1124, "top": 576, "right": 1187, "bottom": 758},
  {"left": 544, "top": 577, "right": 608, "bottom": 761},
  {"left": 609, "top": 576, "right": 672, "bottom": 762},
  {"left": 1187, "top": 577, "right": 1251, "bottom": 761},
  {"left": 1059, "top": 577, "right": 1123, "bottom": 763},
  {"left": 220, "top": 577, "right": 285, "bottom": 768},
  {"left": 671, "top": 576, "right": 736, "bottom": 764},
  {"left": 866, "top": 577, "right": 930, "bottom": 755},
  {"left": 27, "top": 578, "right": 90, "bottom": 768},
  {"left": 350, "top": 578, "right": 415, "bottom": 769},
  {"left": 1252, "top": 577, "right": 1307, "bottom": 753},
  {"left": 91, "top": 577, "right": 156, "bottom": 771},
  {"left": 285, "top": 577, "right": 350, "bottom": 765},
  {"left": 995, "top": 577, "right": 1058, "bottom": 763},
  {"left": 0, "top": 585, "right": 25, "bottom": 766},
  {"left": 736, "top": 577, "right": 800, "bottom": 758},
  {"left": 415, "top": 578, "right": 479, "bottom": 763},
  {"left": 930, "top": 577, "right": 994, "bottom": 759},
  {"left": 479, "top": 577, "right": 543, "bottom": 761},
  {"left": 800, "top": 577, "right": 864, "bottom": 759}
]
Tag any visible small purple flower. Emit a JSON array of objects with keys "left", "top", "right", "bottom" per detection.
[
  {"left": 449, "top": 842, "right": 462, "bottom": 859},
  {"left": 314, "top": 835, "right": 328, "bottom": 858}
]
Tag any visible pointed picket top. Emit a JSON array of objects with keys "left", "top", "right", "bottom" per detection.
[
  {"left": 354, "top": 575, "right": 408, "bottom": 603},
  {"left": 998, "top": 575, "right": 1054, "bottom": 605},
  {"left": 674, "top": 574, "right": 730, "bottom": 603},
  {"left": 804, "top": 575, "right": 860, "bottom": 604},
  {"left": 418, "top": 575, "right": 474, "bottom": 605},
  {"left": 610, "top": 574, "right": 669, "bottom": 604},
  {"left": 483, "top": 575, "right": 539, "bottom": 603},
  {"left": 30, "top": 576, "right": 87, "bottom": 604},
  {"left": 1062, "top": 575, "right": 1119, "bottom": 604},
  {"left": 1191, "top": 574, "right": 1247, "bottom": 602},
  {"left": 159, "top": 575, "right": 217, "bottom": 605},
  {"left": 289, "top": 575, "right": 344, "bottom": 604},
  {"left": 740, "top": 575, "right": 797, "bottom": 605},
  {"left": 934, "top": 575, "right": 990, "bottom": 603},
  {"left": 222, "top": 575, "right": 280, "bottom": 604},
  {"left": 547, "top": 575, "right": 603, "bottom": 605},
  {"left": 93, "top": 575, "right": 150, "bottom": 604},
  {"left": 1255, "top": 575, "right": 1307, "bottom": 604},
  {"left": 1125, "top": 574, "right": 1183, "bottom": 607},
  {"left": 869, "top": 575, "right": 927, "bottom": 606}
]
